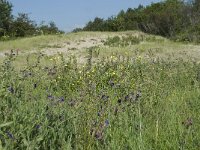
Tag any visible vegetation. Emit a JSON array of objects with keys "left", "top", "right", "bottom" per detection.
[
  {"left": 77, "top": 0, "right": 200, "bottom": 43},
  {"left": 0, "top": 49, "right": 200, "bottom": 149},
  {"left": 0, "top": 0, "right": 63, "bottom": 40},
  {"left": 104, "top": 36, "right": 140, "bottom": 47},
  {"left": 1, "top": 0, "right": 200, "bottom": 149}
]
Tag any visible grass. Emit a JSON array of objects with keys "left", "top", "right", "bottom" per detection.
[
  {"left": 0, "top": 32, "right": 113, "bottom": 51},
  {"left": 0, "top": 31, "right": 200, "bottom": 149},
  {"left": 0, "top": 49, "right": 200, "bottom": 149}
]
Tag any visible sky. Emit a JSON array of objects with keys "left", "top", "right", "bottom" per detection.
[{"left": 9, "top": 0, "right": 161, "bottom": 32}]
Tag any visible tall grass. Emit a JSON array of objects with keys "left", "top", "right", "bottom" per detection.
[{"left": 0, "top": 50, "right": 200, "bottom": 149}]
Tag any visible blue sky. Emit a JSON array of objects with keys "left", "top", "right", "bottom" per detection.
[{"left": 9, "top": 0, "right": 161, "bottom": 32}]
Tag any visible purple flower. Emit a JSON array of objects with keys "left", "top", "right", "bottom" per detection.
[
  {"left": 58, "top": 97, "right": 65, "bottom": 102},
  {"left": 105, "top": 119, "right": 109, "bottom": 127},
  {"left": 35, "top": 125, "right": 41, "bottom": 129},
  {"left": 8, "top": 86, "right": 14, "bottom": 94},
  {"left": 6, "top": 131, "right": 14, "bottom": 140},
  {"left": 47, "top": 95, "right": 54, "bottom": 100},
  {"left": 125, "top": 95, "right": 129, "bottom": 101}
]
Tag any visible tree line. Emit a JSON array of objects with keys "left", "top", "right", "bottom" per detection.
[
  {"left": 74, "top": 0, "right": 200, "bottom": 43},
  {"left": 0, "top": 0, "right": 63, "bottom": 40}
]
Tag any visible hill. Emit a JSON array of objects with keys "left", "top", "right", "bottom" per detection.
[{"left": 0, "top": 31, "right": 200, "bottom": 149}]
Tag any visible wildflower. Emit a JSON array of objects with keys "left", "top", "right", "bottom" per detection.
[
  {"left": 105, "top": 119, "right": 109, "bottom": 127},
  {"left": 124, "top": 95, "right": 129, "bottom": 101},
  {"left": 112, "top": 72, "right": 116, "bottom": 75},
  {"left": 6, "top": 131, "right": 14, "bottom": 140},
  {"left": 35, "top": 125, "right": 41, "bottom": 129},
  {"left": 8, "top": 86, "right": 14, "bottom": 94},
  {"left": 47, "top": 95, "right": 54, "bottom": 100},
  {"left": 59, "top": 97, "right": 64, "bottom": 102}
]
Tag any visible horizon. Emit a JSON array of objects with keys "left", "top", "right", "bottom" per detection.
[{"left": 9, "top": 0, "right": 161, "bottom": 32}]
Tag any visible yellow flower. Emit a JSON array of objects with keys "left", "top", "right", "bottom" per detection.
[
  {"left": 112, "top": 72, "right": 116, "bottom": 75},
  {"left": 136, "top": 55, "right": 143, "bottom": 61}
]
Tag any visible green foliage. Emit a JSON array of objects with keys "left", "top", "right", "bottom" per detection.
[
  {"left": 104, "top": 35, "right": 141, "bottom": 47},
  {"left": 39, "top": 21, "right": 63, "bottom": 35},
  {"left": 0, "top": 0, "right": 13, "bottom": 36},
  {"left": 0, "top": 51, "right": 200, "bottom": 149},
  {"left": 10, "top": 13, "right": 37, "bottom": 37},
  {"left": 0, "top": 1, "right": 63, "bottom": 39},
  {"left": 81, "top": 0, "right": 200, "bottom": 43}
]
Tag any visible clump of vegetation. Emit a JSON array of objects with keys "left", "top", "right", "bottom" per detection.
[
  {"left": 104, "top": 35, "right": 141, "bottom": 47},
  {"left": 104, "top": 36, "right": 121, "bottom": 47},
  {"left": 0, "top": 50, "right": 200, "bottom": 149},
  {"left": 86, "top": 46, "right": 100, "bottom": 58}
]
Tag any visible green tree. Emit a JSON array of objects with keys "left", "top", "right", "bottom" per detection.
[
  {"left": 11, "top": 13, "right": 37, "bottom": 37},
  {"left": 0, "top": 0, "right": 13, "bottom": 36},
  {"left": 38, "top": 21, "right": 62, "bottom": 35}
]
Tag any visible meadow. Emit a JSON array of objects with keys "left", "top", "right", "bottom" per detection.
[{"left": 0, "top": 31, "right": 200, "bottom": 149}]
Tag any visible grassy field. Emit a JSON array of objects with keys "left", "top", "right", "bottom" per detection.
[{"left": 0, "top": 31, "right": 200, "bottom": 149}]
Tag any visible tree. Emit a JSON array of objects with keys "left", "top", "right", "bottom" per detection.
[
  {"left": 38, "top": 21, "right": 62, "bottom": 35},
  {"left": 83, "top": 17, "right": 105, "bottom": 31},
  {"left": 11, "top": 13, "right": 37, "bottom": 37},
  {"left": 0, "top": 0, "right": 13, "bottom": 36},
  {"left": 49, "top": 21, "right": 59, "bottom": 34}
]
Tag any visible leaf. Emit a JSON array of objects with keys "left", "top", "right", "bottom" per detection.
[{"left": 0, "top": 122, "right": 13, "bottom": 128}]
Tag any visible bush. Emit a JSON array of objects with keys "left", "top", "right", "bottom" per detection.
[{"left": 104, "top": 35, "right": 141, "bottom": 47}]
